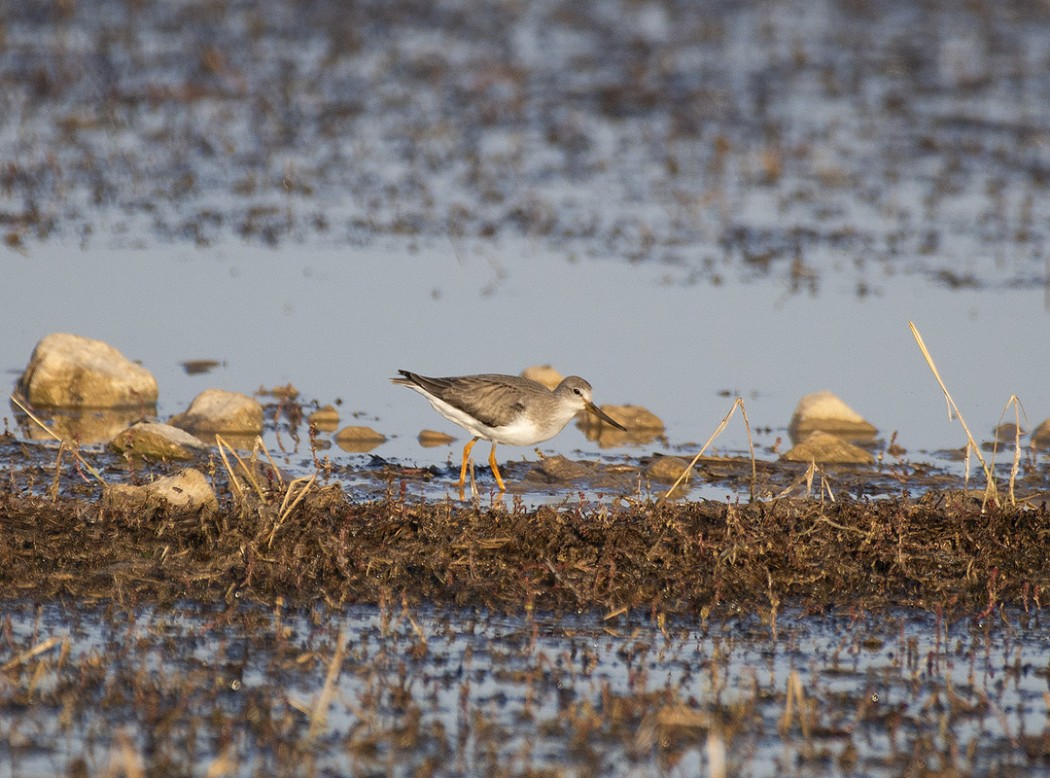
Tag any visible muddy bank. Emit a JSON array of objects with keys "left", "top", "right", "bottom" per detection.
[
  {"left": 4, "top": 391, "right": 1049, "bottom": 618},
  {"left": 3, "top": 481, "right": 1046, "bottom": 618}
]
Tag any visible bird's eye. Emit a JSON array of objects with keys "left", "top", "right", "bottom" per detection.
[{"left": 573, "top": 388, "right": 582, "bottom": 395}]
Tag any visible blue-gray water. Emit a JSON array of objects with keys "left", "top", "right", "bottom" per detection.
[{"left": 3, "top": 239, "right": 1047, "bottom": 481}]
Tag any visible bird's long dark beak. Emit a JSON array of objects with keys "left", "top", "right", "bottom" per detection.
[{"left": 586, "top": 401, "right": 627, "bottom": 431}]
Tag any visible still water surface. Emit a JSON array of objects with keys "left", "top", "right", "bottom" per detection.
[{"left": 3, "top": 238, "right": 1047, "bottom": 481}]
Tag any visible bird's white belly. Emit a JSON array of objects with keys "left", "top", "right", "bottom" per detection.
[{"left": 423, "top": 395, "right": 568, "bottom": 445}]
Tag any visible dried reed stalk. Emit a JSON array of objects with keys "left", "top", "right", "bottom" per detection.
[
  {"left": 908, "top": 321, "right": 1000, "bottom": 507},
  {"left": 9, "top": 393, "right": 106, "bottom": 487},
  {"left": 662, "top": 397, "right": 757, "bottom": 501},
  {"left": 307, "top": 629, "right": 347, "bottom": 741}
]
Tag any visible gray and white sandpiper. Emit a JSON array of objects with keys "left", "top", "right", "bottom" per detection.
[{"left": 392, "top": 369, "right": 627, "bottom": 491}]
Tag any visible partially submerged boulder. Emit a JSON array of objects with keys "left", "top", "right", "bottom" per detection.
[
  {"left": 103, "top": 468, "right": 217, "bottom": 514},
  {"left": 578, "top": 403, "right": 664, "bottom": 447},
  {"left": 15, "top": 407, "right": 144, "bottom": 445},
  {"left": 110, "top": 422, "right": 208, "bottom": 461},
  {"left": 580, "top": 404, "right": 664, "bottom": 432},
  {"left": 418, "top": 429, "right": 455, "bottom": 447},
  {"left": 17, "top": 333, "right": 158, "bottom": 409},
  {"left": 783, "top": 430, "right": 874, "bottom": 465},
  {"left": 536, "top": 454, "right": 591, "bottom": 482},
  {"left": 520, "top": 364, "right": 564, "bottom": 391},
  {"left": 334, "top": 425, "right": 386, "bottom": 453},
  {"left": 170, "top": 389, "right": 263, "bottom": 437},
  {"left": 788, "top": 391, "right": 877, "bottom": 442},
  {"left": 1031, "top": 419, "right": 1050, "bottom": 449},
  {"left": 308, "top": 405, "right": 340, "bottom": 432},
  {"left": 646, "top": 455, "right": 691, "bottom": 483}
]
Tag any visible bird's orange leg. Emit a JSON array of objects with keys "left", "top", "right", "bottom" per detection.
[
  {"left": 458, "top": 437, "right": 479, "bottom": 488},
  {"left": 488, "top": 443, "right": 506, "bottom": 492}
]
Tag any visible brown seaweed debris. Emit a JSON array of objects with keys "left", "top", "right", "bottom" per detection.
[{"left": 1, "top": 488, "right": 1047, "bottom": 617}]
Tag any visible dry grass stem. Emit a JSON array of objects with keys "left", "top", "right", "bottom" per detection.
[
  {"left": 215, "top": 435, "right": 273, "bottom": 502},
  {"left": 992, "top": 395, "right": 1025, "bottom": 507},
  {"left": 104, "top": 730, "right": 145, "bottom": 778},
  {"left": 706, "top": 726, "right": 728, "bottom": 778},
  {"left": 214, "top": 435, "right": 246, "bottom": 501},
  {"left": 10, "top": 393, "right": 106, "bottom": 487},
  {"left": 908, "top": 321, "right": 998, "bottom": 505},
  {"left": 778, "top": 670, "right": 812, "bottom": 739},
  {"left": 307, "top": 629, "right": 347, "bottom": 741},
  {"left": 1, "top": 635, "right": 65, "bottom": 671},
  {"left": 268, "top": 474, "right": 317, "bottom": 548},
  {"left": 278, "top": 474, "right": 316, "bottom": 522},
  {"left": 204, "top": 747, "right": 238, "bottom": 778},
  {"left": 776, "top": 461, "right": 817, "bottom": 499},
  {"left": 259, "top": 437, "right": 286, "bottom": 489},
  {"left": 663, "top": 397, "right": 757, "bottom": 501},
  {"left": 820, "top": 469, "right": 835, "bottom": 503}
]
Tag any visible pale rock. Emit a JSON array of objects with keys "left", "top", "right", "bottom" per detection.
[
  {"left": 788, "top": 391, "right": 877, "bottom": 441},
  {"left": 783, "top": 430, "right": 874, "bottom": 464},
  {"left": 578, "top": 403, "right": 664, "bottom": 447},
  {"left": 334, "top": 425, "right": 386, "bottom": 453},
  {"left": 17, "top": 333, "right": 158, "bottom": 409},
  {"left": 15, "top": 408, "right": 143, "bottom": 445},
  {"left": 580, "top": 404, "right": 663, "bottom": 431},
  {"left": 418, "top": 429, "right": 456, "bottom": 447},
  {"left": 537, "top": 454, "right": 590, "bottom": 481},
  {"left": 104, "top": 468, "right": 217, "bottom": 513},
  {"left": 646, "top": 455, "right": 691, "bottom": 483},
  {"left": 308, "top": 405, "right": 340, "bottom": 432},
  {"left": 170, "top": 389, "right": 263, "bottom": 436},
  {"left": 1030, "top": 419, "right": 1050, "bottom": 449},
  {"left": 520, "top": 364, "right": 564, "bottom": 390},
  {"left": 110, "top": 422, "right": 208, "bottom": 460}
]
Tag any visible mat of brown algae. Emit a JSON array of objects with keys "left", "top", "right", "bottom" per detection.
[{"left": 3, "top": 477, "right": 1048, "bottom": 618}]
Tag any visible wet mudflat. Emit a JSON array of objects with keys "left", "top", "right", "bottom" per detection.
[
  {"left": 4, "top": 419, "right": 1050, "bottom": 616},
  {"left": 4, "top": 0, "right": 1049, "bottom": 291}
]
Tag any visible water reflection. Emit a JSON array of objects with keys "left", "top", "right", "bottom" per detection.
[
  {"left": 11, "top": 404, "right": 151, "bottom": 445},
  {"left": 2, "top": 601, "right": 1046, "bottom": 776},
  {"left": 579, "top": 418, "right": 665, "bottom": 448}
]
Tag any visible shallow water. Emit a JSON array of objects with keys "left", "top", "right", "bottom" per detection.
[
  {"left": 2, "top": 238, "right": 1048, "bottom": 501},
  {"left": 2, "top": 601, "right": 1048, "bottom": 777}
]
